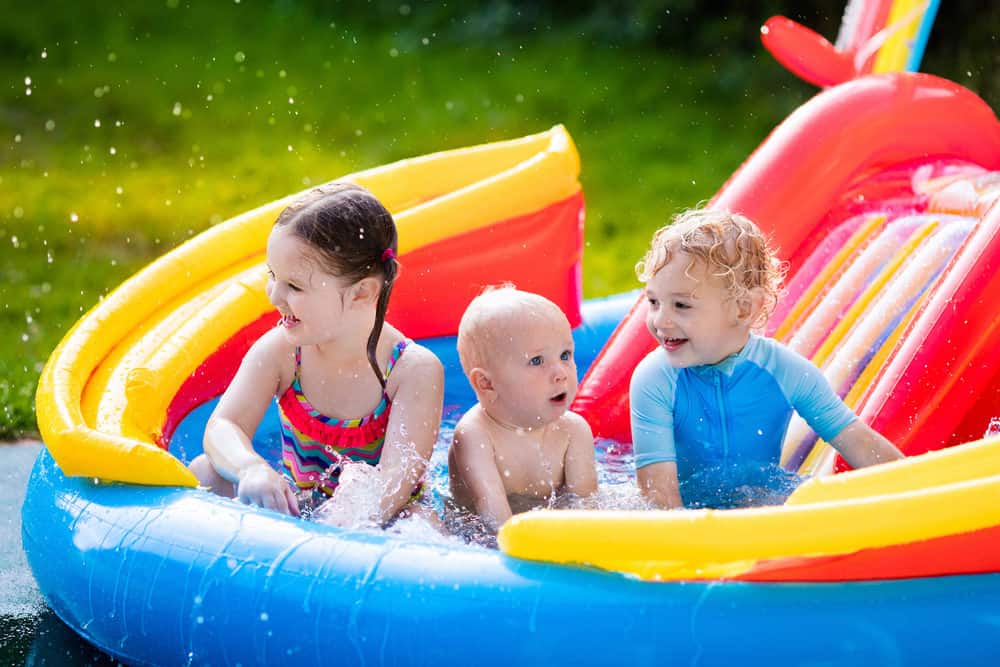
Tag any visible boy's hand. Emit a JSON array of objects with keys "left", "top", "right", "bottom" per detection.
[{"left": 237, "top": 462, "right": 301, "bottom": 517}]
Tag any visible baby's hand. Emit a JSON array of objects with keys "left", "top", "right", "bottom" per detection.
[{"left": 236, "top": 462, "right": 300, "bottom": 517}]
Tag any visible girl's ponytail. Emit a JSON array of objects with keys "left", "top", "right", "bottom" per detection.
[{"left": 367, "top": 243, "right": 398, "bottom": 389}]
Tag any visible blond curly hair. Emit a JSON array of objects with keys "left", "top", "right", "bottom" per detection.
[{"left": 636, "top": 208, "right": 786, "bottom": 327}]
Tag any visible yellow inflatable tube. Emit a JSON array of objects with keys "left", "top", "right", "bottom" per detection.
[
  {"left": 37, "top": 126, "right": 580, "bottom": 487},
  {"left": 499, "top": 437, "right": 1000, "bottom": 580}
]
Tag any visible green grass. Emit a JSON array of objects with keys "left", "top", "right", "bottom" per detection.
[{"left": 0, "top": 4, "right": 819, "bottom": 438}]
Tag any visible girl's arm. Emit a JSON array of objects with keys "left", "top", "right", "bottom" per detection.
[
  {"left": 830, "top": 420, "right": 904, "bottom": 469},
  {"left": 636, "top": 461, "right": 683, "bottom": 509},
  {"left": 370, "top": 344, "right": 444, "bottom": 523},
  {"left": 203, "top": 330, "right": 300, "bottom": 516},
  {"left": 449, "top": 417, "right": 513, "bottom": 533},
  {"left": 562, "top": 413, "right": 598, "bottom": 497}
]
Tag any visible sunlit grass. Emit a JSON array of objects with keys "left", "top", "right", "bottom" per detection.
[{"left": 0, "top": 3, "right": 812, "bottom": 438}]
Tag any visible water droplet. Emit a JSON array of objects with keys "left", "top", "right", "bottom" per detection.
[
  {"left": 94, "top": 119, "right": 101, "bottom": 128},
  {"left": 172, "top": 102, "right": 182, "bottom": 116}
]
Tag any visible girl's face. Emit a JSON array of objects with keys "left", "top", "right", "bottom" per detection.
[
  {"left": 644, "top": 254, "right": 750, "bottom": 367},
  {"left": 265, "top": 225, "right": 354, "bottom": 346}
]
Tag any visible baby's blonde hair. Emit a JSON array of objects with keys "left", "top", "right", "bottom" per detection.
[
  {"left": 636, "top": 208, "right": 786, "bottom": 326},
  {"left": 457, "top": 285, "right": 567, "bottom": 378}
]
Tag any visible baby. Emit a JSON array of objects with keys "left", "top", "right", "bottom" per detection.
[{"left": 449, "top": 287, "right": 598, "bottom": 533}]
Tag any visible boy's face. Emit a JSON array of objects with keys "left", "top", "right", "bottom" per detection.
[
  {"left": 483, "top": 308, "right": 578, "bottom": 429},
  {"left": 644, "top": 255, "right": 750, "bottom": 367}
]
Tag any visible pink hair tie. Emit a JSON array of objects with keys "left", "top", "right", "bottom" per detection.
[{"left": 381, "top": 248, "right": 396, "bottom": 262}]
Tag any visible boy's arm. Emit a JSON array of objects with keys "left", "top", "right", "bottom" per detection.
[
  {"left": 562, "top": 413, "right": 598, "bottom": 497},
  {"left": 769, "top": 339, "right": 902, "bottom": 471},
  {"left": 829, "top": 420, "right": 904, "bottom": 469},
  {"left": 629, "top": 353, "right": 682, "bottom": 509},
  {"left": 636, "top": 462, "right": 683, "bottom": 509},
  {"left": 449, "top": 418, "right": 513, "bottom": 533}
]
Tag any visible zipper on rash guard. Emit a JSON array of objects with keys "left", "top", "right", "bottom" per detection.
[{"left": 714, "top": 373, "right": 729, "bottom": 463}]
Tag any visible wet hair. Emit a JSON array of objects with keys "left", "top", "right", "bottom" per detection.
[
  {"left": 636, "top": 207, "right": 786, "bottom": 327},
  {"left": 274, "top": 182, "right": 398, "bottom": 388},
  {"left": 457, "top": 285, "right": 569, "bottom": 379}
]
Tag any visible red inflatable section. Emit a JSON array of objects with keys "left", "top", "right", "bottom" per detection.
[
  {"left": 761, "top": 2, "right": 893, "bottom": 87},
  {"left": 388, "top": 192, "right": 584, "bottom": 339},
  {"left": 735, "top": 523, "right": 1000, "bottom": 583},
  {"left": 572, "top": 73, "right": 1000, "bottom": 446}
]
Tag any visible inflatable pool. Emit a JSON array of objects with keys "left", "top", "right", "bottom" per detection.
[{"left": 23, "top": 6, "right": 1000, "bottom": 665}]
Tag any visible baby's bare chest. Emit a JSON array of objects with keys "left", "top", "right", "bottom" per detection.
[{"left": 491, "top": 435, "right": 567, "bottom": 497}]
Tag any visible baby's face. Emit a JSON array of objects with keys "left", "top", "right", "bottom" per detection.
[
  {"left": 644, "top": 255, "right": 750, "bottom": 367},
  {"left": 485, "top": 308, "right": 577, "bottom": 429}
]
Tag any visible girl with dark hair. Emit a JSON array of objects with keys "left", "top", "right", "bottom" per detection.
[{"left": 189, "top": 183, "right": 444, "bottom": 525}]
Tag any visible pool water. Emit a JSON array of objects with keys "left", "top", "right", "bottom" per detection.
[{"left": 170, "top": 399, "right": 653, "bottom": 545}]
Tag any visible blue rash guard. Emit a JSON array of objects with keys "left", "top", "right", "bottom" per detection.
[{"left": 629, "top": 334, "right": 857, "bottom": 508}]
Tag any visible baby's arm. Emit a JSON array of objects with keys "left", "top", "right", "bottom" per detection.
[
  {"left": 449, "top": 416, "right": 513, "bottom": 533},
  {"left": 829, "top": 420, "right": 904, "bottom": 469},
  {"left": 365, "top": 344, "right": 444, "bottom": 524},
  {"left": 561, "top": 412, "right": 598, "bottom": 497},
  {"left": 203, "top": 330, "right": 300, "bottom": 516}
]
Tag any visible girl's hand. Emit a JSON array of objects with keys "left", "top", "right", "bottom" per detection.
[{"left": 236, "top": 462, "right": 301, "bottom": 517}]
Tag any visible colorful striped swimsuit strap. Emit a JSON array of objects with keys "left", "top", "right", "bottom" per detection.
[
  {"left": 382, "top": 338, "right": 410, "bottom": 383},
  {"left": 285, "top": 338, "right": 411, "bottom": 429}
]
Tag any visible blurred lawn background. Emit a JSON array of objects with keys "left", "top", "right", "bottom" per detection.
[{"left": 2, "top": 0, "right": 997, "bottom": 439}]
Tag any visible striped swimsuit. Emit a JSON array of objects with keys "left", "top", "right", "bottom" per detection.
[{"left": 278, "top": 340, "right": 409, "bottom": 497}]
